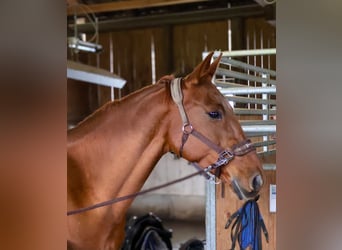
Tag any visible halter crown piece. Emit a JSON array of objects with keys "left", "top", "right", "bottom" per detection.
[{"left": 170, "top": 78, "right": 256, "bottom": 180}]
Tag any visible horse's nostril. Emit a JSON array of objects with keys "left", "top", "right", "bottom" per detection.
[{"left": 252, "top": 174, "right": 263, "bottom": 191}]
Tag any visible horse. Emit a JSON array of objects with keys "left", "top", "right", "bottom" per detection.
[{"left": 67, "top": 52, "right": 264, "bottom": 250}]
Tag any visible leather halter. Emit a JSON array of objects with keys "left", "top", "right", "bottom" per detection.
[{"left": 170, "top": 78, "right": 255, "bottom": 179}]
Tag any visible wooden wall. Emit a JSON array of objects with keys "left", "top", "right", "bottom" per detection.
[
  {"left": 216, "top": 170, "right": 276, "bottom": 250},
  {"left": 67, "top": 19, "right": 232, "bottom": 125},
  {"left": 67, "top": 17, "right": 275, "bottom": 126}
]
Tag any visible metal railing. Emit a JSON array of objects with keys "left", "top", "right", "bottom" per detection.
[
  {"left": 204, "top": 49, "right": 276, "bottom": 250},
  {"left": 211, "top": 49, "right": 276, "bottom": 155}
]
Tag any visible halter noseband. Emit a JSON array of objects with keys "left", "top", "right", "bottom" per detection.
[{"left": 170, "top": 78, "right": 255, "bottom": 179}]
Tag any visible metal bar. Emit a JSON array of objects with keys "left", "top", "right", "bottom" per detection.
[
  {"left": 241, "top": 125, "right": 276, "bottom": 133},
  {"left": 262, "top": 164, "right": 276, "bottom": 171},
  {"left": 262, "top": 75, "right": 269, "bottom": 152},
  {"left": 253, "top": 140, "right": 276, "bottom": 148},
  {"left": 67, "top": 60, "right": 126, "bottom": 89},
  {"left": 226, "top": 95, "right": 276, "bottom": 105},
  {"left": 220, "top": 86, "right": 276, "bottom": 95},
  {"left": 239, "top": 120, "right": 276, "bottom": 126},
  {"left": 216, "top": 68, "right": 277, "bottom": 85},
  {"left": 215, "top": 80, "right": 246, "bottom": 87},
  {"left": 236, "top": 109, "right": 276, "bottom": 115},
  {"left": 258, "top": 149, "right": 276, "bottom": 157},
  {"left": 206, "top": 180, "right": 216, "bottom": 250},
  {"left": 220, "top": 57, "right": 276, "bottom": 77},
  {"left": 247, "top": 132, "right": 276, "bottom": 137},
  {"left": 214, "top": 48, "right": 276, "bottom": 57}
]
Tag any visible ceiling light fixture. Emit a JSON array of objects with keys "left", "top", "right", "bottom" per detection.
[
  {"left": 67, "top": 4, "right": 102, "bottom": 54},
  {"left": 68, "top": 37, "right": 103, "bottom": 53}
]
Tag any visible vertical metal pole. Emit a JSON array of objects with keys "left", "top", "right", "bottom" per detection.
[
  {"left": 262, "top": 73, "right": 269, "bottom": 152},
  {"left": 151, "top": 35, "right": 156, "bottom": 84},
  {"left": 109, "top": 32, "right": 115, "bottom": 101},
  {"left": 205, "top": 180, "right": 216, "bottom": 250},
  {"left": 204, "top": 51, "right": 216, "bottom": 249}
]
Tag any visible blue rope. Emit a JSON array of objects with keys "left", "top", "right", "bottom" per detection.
[{"left": 225, "top": 196, "right": 269, "bottom": 250}]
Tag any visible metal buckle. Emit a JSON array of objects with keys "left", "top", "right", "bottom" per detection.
[
  {"left": 219, "top": 150, "right": 234, "bottom": 161},
  {"left": 182, "top": 123, "right": 193, "bottom": 134}
]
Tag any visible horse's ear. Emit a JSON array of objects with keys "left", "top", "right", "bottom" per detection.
[
  {"left": 184, "top": 52, "right": 222, "bottom": 85},
  {"left": 207, "top": 53, "right": 222, "bottom": 78}
]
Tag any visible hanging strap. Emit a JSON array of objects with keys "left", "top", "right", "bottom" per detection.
[{"left": 225, "top": 196, "right": 269, "bottom": 250}]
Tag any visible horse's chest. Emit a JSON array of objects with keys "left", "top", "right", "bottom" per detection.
[{"left": 69, "top": 208, "right": 117, "bottom": 247}]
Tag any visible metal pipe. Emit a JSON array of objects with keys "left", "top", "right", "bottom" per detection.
[
  {"left": 205, "top": 180, "right": 216, "bottom": 250},
  {"left": 220, "top": 86, "right": 276, "bottom": 95},
  {"left": 241, "top": 125, "right": 276, "bottom": 133},
  {"left": 236, "top": 109, "right": 276, "bottom": 115},
  {"left": 67, "top": 60, "right": 126, "bottom": 88},
  {"left": 262, "top": 164, "right": 276, "bottom": 171},
  {"left": 216, "top": 48, "right": 276, "bottom": 57},
  {"left": 220, "top": 57, "right": 276, "bottom": 77},
  {"left": 216, "top": 68, "right": 277, "bottom": 85},
  {"left": 240, "top": 120, "right": 276, "bottom": 126},
  {"left": 253, "top": 140, "right": 276, "bottom": 148},
  {"left": 226, "top": 95, "right": 276, "bottom": 105}
]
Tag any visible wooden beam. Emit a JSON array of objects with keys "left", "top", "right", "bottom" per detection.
[
  {"left": 67, "top": 0, "right": 211, "bottom": 16},
  {"left": 72, "top": 4, "right": 264, "bottom": 33}
]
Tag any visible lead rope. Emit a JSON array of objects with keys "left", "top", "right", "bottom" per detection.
[{"left": 225, "top": 196, "right": 269, "bottom": 250}]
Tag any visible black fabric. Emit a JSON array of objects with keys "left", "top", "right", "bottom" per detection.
[
  {"left": 179, "top": 238, "right": 205, "bottom": 250},
  {"left": 121, "top": 213, "right": 172, "bottom": 250}
]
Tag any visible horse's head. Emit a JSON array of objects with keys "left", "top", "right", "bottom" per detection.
[{"left": 167, "top": 52, "right": 264, "bottom": 200}]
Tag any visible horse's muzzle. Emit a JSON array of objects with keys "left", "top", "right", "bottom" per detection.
[
  {"left": 232, "top": 177, "right": 262, "bottom": 200},
  {"left": 251, "top": 174, "right": 263, "bottom": 192}
]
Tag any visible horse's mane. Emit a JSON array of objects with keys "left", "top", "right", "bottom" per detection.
[{"left": 68, "top": 75, "right": 176, "bottom": 139}]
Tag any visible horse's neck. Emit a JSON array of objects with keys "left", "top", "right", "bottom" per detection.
[{"left": 68, "top": 83, "right": 171, "bottom": 202}]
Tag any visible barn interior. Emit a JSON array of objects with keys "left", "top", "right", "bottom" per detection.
[{"left": 67, "top": 0, "right": 276, "bottom": 249}]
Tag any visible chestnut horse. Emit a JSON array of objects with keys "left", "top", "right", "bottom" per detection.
[{"left": 67, "top": 52, "right": 264, "bottom": 250}]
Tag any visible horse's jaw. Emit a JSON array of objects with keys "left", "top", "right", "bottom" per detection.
[{"left": 231, "top": 179, "right": 260, "bottom": 200}]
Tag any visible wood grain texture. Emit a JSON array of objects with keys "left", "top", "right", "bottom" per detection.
[
  {"left": 216, "top": 170, "right": 276, "bottom": 250},
  {"left": 67, "top": 0, "right": 211, "bottom": 16}
]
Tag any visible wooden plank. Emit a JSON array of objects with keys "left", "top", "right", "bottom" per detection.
[
  {"left": 153, "top": 27, "right": 172, "bottom": 81},
  {"left": 110, "top": 28, "right": 153, "bottom": 96},
  {"left": 216, "top": 170, "right": 276, "bottom": 250},
  {"left": 97, "top": 32, "right": 112, "bottom": 106},
  {"left": 67, "top": 0, "right": 211, "bottom": 16},
  {"left": 111, "top": 30, "right": 135, "bottom": 96},
  {"left": 67, "top": 79, "right": 92, "bottom": 126},
  {"left": 173, "top": 21, "right": 228, "bottom": 76},
  {"left": 131, "top": 29, "right": 153, "bottom": 90},
  {"left": 74, "top": 5, "right": 264, "bottom": 33}
]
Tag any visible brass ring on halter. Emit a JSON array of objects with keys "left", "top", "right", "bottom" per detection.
[{"left": 182, "top": 123, "right": 193, "bottom": 135}]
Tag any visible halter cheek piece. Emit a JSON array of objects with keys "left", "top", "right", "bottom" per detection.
[{"left": 170, "top": 78, "right": 255, "bottom": 180}]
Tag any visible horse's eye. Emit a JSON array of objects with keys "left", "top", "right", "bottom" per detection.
[{"left": 208, "top": 111, "right": 222, "bottom": 120}]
